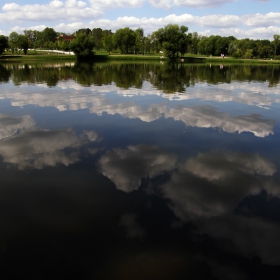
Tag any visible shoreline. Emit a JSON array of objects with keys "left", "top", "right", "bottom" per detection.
[{"left": 1, "top": 53, "right": 280, "bottom": 65}]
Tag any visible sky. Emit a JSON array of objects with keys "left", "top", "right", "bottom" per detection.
[{"left": 0, "top": 0, "right": 280, "bottom": 40}]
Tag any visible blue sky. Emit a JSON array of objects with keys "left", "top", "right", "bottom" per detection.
[{"left": 0, "top": 0, "right": 279, "bottom": 40}]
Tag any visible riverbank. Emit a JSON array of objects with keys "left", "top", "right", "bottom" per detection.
[{"left": 1, "top": 52, "right": 280, "bottom": 65}]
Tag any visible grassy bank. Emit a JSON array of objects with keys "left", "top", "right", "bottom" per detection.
[
  {"left": 0, "top": 54, "right": 76, "bottom": 62},
  {"left": 204, "top": 56, "right": 280, "bottom": 64},
  {"left": 1, "top": 52, "right": 280, "bottom": 65}
]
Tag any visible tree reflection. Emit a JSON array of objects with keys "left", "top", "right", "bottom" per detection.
[
  {"left": 0, "top": 64, "right": 11, "bottom": 83},
  {"left": 2, "top": 62, "right": 280, "bottom": 90}
]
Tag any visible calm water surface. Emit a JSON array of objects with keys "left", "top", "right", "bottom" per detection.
[{"left": 1, "top": 62, "right": 280, "bottom": 279}]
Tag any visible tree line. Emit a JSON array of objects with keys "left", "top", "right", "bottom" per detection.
[{"left": 0, "top": 25, "right": 280, "bottom": 59}]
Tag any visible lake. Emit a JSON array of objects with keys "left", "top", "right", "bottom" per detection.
[{"left": 1, "top": 61, "right": 280, "bottom": 279}]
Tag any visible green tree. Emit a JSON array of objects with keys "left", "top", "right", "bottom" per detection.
[
  {"left": 23, "top": 30, "right": 37, "bottom": 49},
  {"left": 41, "top": 27, "right": 57, "bottom": 48},
  {"left": 42, "top": 27, "right": 57, "bottom": 42},
  {"left": 70, "top": 33, "right": 95, "bottom": 59},
  {"left": 102, "top": 30, "right": 114, "bottom": 54},
  {"left": 154, "top": 24, "right": 189, "bottom": 57},
  {"left": 190, "top": 32, "right": 200, "bottom": 54},
  {"left": 113, "top": 27, "right": 136, "bottom": 54},
  {"left": 0, "top": 35, "right": 8, "bottom": 54},
  {"left": 76, "top": 28, "right": 92, "bottom": 35},
  {"left": 273, "top": 34, "right": 280, "bottom": 57},
  {"left": 9, "top": 32, "right": 19, "bottom": 54},
  {"left": 92, "top": 28, "right": 103, "bottom": 50},
  {"left": 32, "top": 30, "right": 43, "bottom": 49},
  {"left": 134, "top": 28, "right": 144, "bottom": 54},
  {"left": 197, "top": 36, "right": 208, "bottom": 55},
  {"left": 17, "top": 35, "right": 29, "bottom": 54}
]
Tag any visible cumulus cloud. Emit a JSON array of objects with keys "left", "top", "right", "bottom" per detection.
[
  {"left": 161, "top": 151, "right": 278, "bottom": 223},
  {"left": 173, "top": 0, "right": 236, "bottom": 8},
  {"left": 0, "top": 0, "right": 103, "bottom": 23},
  {"left": 0, "top": 114, "right": 35, "bottom": 140},
  {"left": 98, "top": 144, "right": 177, "bottom": 192},
  {"left": 149, "top": 0, "right": 236, "bottom": 9},
  {"left": 0, "top": 126, "right": 101, "bottom": 169},
  {"left": 87, "top": 13, "right": 240, "bottom": 33},
  {"left": 88, "top": 0, "right": 144, "bottom": 9},
  {"left": 205, "top": 26, "right": 280, "bottom": 39},
  {"left": 163, "top": 82, "right": 280, "bottom": 108},
  {"left": 244, "top": 12, "right": 280, "bottom": 27},
  {"left": 90, "top": 102, "right": 164, "bottom": 122},
  {"left": 164, "top": 105, "right": 275, "bottom": 137},
  {"left": 0, "top": 80, "right": 106, "bottom": 112},
  {"left": 92, "top": 102, "right": 275, "bottom": 137},
  {"left": 0, "top": 0, "right": 238, "bottom": 24},
  {"left": 200, "top": 14, "right": 240, "bottom": 28}
]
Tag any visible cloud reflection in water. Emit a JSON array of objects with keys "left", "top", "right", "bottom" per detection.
[{"left": 0, "top": 116, "right": 101, "bottom": 169}]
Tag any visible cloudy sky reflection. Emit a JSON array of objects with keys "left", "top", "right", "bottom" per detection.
[
  {"left": 0, "top": 114, "right": 101, "bottom": 169},
  {"left": 1, "top": 63, "right": 280, "bottom": 279}
]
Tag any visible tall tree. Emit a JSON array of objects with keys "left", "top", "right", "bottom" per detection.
[
  {"left": 41, "top": 27, "right": 57, "bottom": 48},
  {"left": 9, "top": 32, "right": 19, "bottom": 54},
  {"left": 273, "top": 34, "right": 280, "bottom": 57},
  {"left": 102, "top": 30, "right": 113, "bottom": 54},
  {"left": 0, "top": 35, "right": 8, "bottom": 54},
  {"left": 23, "top": 30, "right": 37, "bottom": 49},
  {"left": 153, "top": 24, "right": 189, "bottom": 57},
  {"left": 70, "top": 33, "right": 95, "bottom": 59},
  {"left": 134, "top": 28, "right": 144, "bottom": 54},
  {"left": 190, "top": 32, "right": 200, "bottom": 54},
  {"left": 92, "top": 28, "right": 103, "bottom": 50},
  {"left": 17, "top": 35, "right": 29, "bottom": 54},
  {"left": 113, "top": 27, "right": 136, "bottom": 54}
]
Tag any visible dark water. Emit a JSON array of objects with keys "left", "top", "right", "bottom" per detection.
[{"left": 1, "top": 61, "right": 280, "bottom": 279}]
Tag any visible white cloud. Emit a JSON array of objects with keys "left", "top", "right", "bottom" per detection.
[
  {"left": 163, "top": 105, "right": 275, "bottom": 137},
  {"left": 198, "top": 14, "right": 240, "bottom": 28},
  {"left": 98, "top": 144, "right": 177, "bottom": 192},
  {"left": 0, "top": 0, "right": 103, "bottom": 23},
  {"left": 87, "top": 13, "right": 241, "bottom": 33},
  {"left": 0, "top": 127, "right": 80, "bottom": 169},
  {"left": 0, "top": 124, "right": 101, "bottom": 169},
  {"left": 175, "top": 0, "right": 236, "bottom": 7},
  {"left": 161, "top": 151, "right": 278, "bottom": 223},
  {"left": 244, "top": 12, "right": 280, "bottom": 27},
  {"left": 89, "top": 0, "right": 144, "bottom": 9},
  {"left": 203, "top": 26, "right": 280, "bottom": 39},
  {"left": 0, "top": 114, "right": 35, "bottom": 140},
  {"left": 90, "top": 102, "right": 164, "bottom": 122}
]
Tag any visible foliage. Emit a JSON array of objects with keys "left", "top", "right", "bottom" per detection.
[
  {"left": 92, "top": 28, "right": 103, "bottom": 50},
  {"left": 17, "top": 35, "right": 29, "bottom": 54},
  {"left": 102, "top": 30, "right": 114, "bottom": 54},
  {"left": 273, "top": 35, "right": 280, "bottom": 57},
  {"left": 4, "top": 26, "right": 280, "bottom": 61},
  {"left": 152, "top": 24, "right": 189, "bottom": 57},
  {"left": 134, "top": 28, "right": 144, "bottom": 54},
  {"left": 113, "top": 27, "right": 136, "bottom": 54},
  {"left": 41, "top": 27, "right": 57, "bottom": 44},
  {"left": 0, "top": 35, "right": 8, "bottom": 54},
  {"left": 70, "top": 33, "right": 95, "bottom": 58},
  {"left": 9, "top": 32, "right": 19, "bottom": 54}
]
